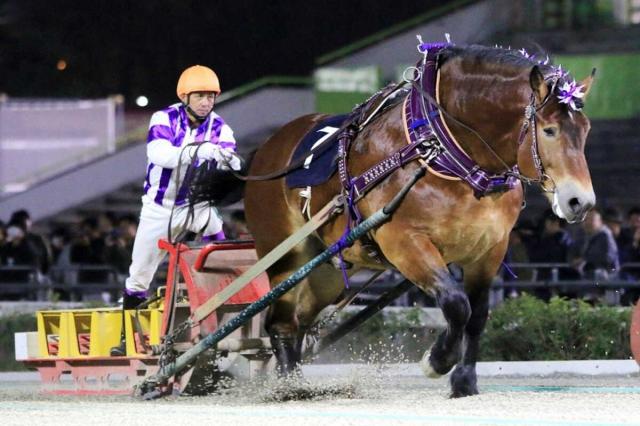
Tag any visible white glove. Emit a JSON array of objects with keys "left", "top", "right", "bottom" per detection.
[
  {"left": 195, "top": 142, "right": 219, "bottom": 161},
  {"left": 214, "top": 148, "right": 242, "bottom": 171}
]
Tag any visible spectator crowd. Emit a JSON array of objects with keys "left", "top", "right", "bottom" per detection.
[
  {"left": 0, "top": 209, "right": 139, "bottom": 300},
  {"left": 0, "top": 208, "right": 252, "bottom": 300},
  {"left": 505, "top": 206, "right": 640, "bottom": 305},
  {"left": 1, "top": 206, "right": 639, "bottom": 304}
]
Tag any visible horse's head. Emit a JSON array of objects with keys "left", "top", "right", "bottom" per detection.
[
  {"left": 520, "top": 66, "right": 596, "bottom": 223},
  {"left": 437, "top": 45, "right": 596, "bottom": 223}
]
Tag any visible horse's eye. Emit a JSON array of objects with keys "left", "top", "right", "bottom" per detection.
[{"left": 543, "top": 127, "right": 557, "bottom": 137}]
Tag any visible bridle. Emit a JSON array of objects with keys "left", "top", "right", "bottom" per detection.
[{"left": 514, "top": 77, "right": 562, "bottom": 194}]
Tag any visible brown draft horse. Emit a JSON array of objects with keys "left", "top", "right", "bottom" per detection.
[{"left": 243, "top": 44, "right": 595, "bottom": 397}]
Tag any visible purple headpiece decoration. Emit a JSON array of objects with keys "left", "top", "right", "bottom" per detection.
[
  {"left": 518, "top": 48, "right": 585, "bottom": 112},
  {"left": 417, "top": 33, "right": 452, "bottom": 54},
  {"left": 555, "top": 80, "right": 585, "bottom": 112}
]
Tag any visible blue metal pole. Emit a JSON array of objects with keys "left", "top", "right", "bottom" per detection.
[
  {"left": 139, "top": 166, "right": 426, "bottom": 398},
  {"left": 140, "top": 208, "right": 390, "bottom": 396}
]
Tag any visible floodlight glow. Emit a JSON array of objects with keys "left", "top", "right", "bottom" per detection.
[{"left": 136, "top": 96, "right": 149, "bottom": 107}]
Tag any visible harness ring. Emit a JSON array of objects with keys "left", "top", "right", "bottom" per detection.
[{"left": 402, "top": 66, "right": 422, "bottom": 83}]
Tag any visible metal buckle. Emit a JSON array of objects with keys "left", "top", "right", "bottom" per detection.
[
  {"left": 422, "top": 149, "right": 439, "bottom": 163},
  {"left": 538, "top": 173, "right": 557, "bottom": 194},
  {"left": 419, "top": 140, "right": 440, "bottom": 162},
  {"left": 524, "top": 104, "right": 535, "bottom": 120}
]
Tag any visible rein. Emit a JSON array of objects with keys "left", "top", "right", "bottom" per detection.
[
  {"left": 168, "top": 142, "right": 210, "bottom": 244},
  {"left": 223, "top": 82, "right": 410, "bottom": 183},
  {"left": 227, "top": 129, "right": 341, "bottom": 181}
]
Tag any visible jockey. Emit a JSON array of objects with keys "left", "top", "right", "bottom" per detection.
[{"left": 111, "top": 65, "right": 242, "bottom": 356}]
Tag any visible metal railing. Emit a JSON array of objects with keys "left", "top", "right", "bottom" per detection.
[
  {"left": 500, "top": 261, "right": 640, "bottom": 282},
  {"left": 0, "top": 264, "right": 122, "bottom": 302},
  {"left": 2, "top": 261, "right": 639, "bottom": 305},
  {"left": 0, "top": 265, "right": 45, "bottom": 300},
  {"left": 492, "top": 262, "right": 640, "bottom": 306},
  {"left": 344, "top": 262, "right": 640, "bottom": 307}
]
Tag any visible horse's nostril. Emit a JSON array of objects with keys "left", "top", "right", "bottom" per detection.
[{"left": 568, "top": 197, "right": 582, "bottom": 213}]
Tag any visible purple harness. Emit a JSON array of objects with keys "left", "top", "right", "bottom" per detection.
[
  {"left": 405, "top": 43, "right": 520, "bottom": 198},
  {"left": 337, "top": 43, "right": 522, "bottom": 228},
  {"left": 333, "top": 42, "right": 574, "bottom": 287}
]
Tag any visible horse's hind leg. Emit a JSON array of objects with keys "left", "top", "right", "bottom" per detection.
[
  {"left": 449, "top": 246, "right": 506, "bottom": 397},
  {"left": 264, "top": 250, "right": 309, "bottom": 376},
  {"left": 378, "top": 231, "right": 471, "bottom": 378},
  {"left": 266, "top": 296, "right": 302, "bottom": 376},
  {"left": 265, "top": 248, "right": 344, "bottom": 376}
]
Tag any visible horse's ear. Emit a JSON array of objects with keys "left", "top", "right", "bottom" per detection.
[
  {"left": 579, "top": 68, "right": 597, "bottom": 100},
  {"left": 529, "top": 65, "right": 548, "bottom": 103}
]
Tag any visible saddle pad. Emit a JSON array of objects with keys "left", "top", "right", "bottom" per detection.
[{"left": 286, "top": 114, "right": 348, "bottom": 188}]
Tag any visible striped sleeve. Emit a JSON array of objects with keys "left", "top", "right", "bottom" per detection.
[
  {"left": 147, "top": 111, "right": 173, "bottom": 143},
  {"left": 218, "top": 123, "right": 237, "bottom": 151},
  {"left": 146, "top": 111, "right": 191, "bottom": 168}
]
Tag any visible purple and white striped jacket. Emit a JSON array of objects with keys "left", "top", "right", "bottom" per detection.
[{"left": 143, "top": 103, "right": 236, "bottom": 208}]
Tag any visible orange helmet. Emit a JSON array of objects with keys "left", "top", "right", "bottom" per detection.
[{"left": 176, "top": 65, "right": 221, "bottom": 100}]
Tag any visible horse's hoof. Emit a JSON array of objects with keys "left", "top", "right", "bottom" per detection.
[
  {"left": 276, "top": 364, "right": 304, "bottom": 380},
  {"left": 419, "top": 350, "right": 442, "bottom": 378},
  {"left": 449, "top": 388, "right": 479, "bottom": 398},
  {"left": 450, "top": 364, "right": 479, "bottom": 397}
]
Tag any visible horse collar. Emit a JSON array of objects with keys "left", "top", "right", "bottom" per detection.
[{"left": 405, "top": 45, "right": 520, "bottom": 198}]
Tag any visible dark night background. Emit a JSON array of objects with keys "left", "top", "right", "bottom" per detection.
[{"left": 0, "top": 0, "right": 448, "bottom": 107}]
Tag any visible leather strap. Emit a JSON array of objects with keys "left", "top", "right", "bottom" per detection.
[
  {"left": 190, "top": 195, "right": 342, "bottom": 324},
  {"left": 229, "top": 82, "right": 409, "bottom": 183}
]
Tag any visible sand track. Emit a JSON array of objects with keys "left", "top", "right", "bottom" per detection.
[{"left": 1, "top": 365, "right": 639, "bottom": 426}]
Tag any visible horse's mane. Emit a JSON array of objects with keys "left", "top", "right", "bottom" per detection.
[
  {"left": 438, "top": 44, "right": 560, "bottom": 79},
  {"left": 437, "top": 44, "right": 586, "bottom": 112}
]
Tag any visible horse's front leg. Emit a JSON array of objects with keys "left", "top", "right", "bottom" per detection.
[
  {"left": 379, "top": 231, "right": 471, "bottom": 378},
  {"left": 450, "top": 243, "right": 507, "bottom": 397}
]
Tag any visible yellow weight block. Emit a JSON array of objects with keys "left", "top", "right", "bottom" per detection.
[
  {"left": 88, "top": 310, "right": 124, "bottom": 357},
  {"left": 36, "top": 311, "right": 62, "bottom": 357},
  {"left": 35, "top": 306, "right": 163, "bottom": 359},
  {"left": 124, "top": 308, "right": 163, "bottom": 356}
]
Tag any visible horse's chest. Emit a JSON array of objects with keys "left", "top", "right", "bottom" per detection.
[{"left": 436, "top": 208, "right": 511, "bottom": 263}]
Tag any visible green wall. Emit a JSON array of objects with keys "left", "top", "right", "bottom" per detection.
[
  {"left": 314, "top": 66, "right": 382, "bottom": 114},
  {"left": 315, "top": 53, "right": 640, "bottom": 119},
  {"left": 554, "top": 53, "right": 640, "bottom": 119}
]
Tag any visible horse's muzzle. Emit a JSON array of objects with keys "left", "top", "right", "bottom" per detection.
[
  {"left": 552, "top": 182, "right": 596, "bottom": 224},
  {"left": 567, "top": 196, "right": 595, "bottom": 223}
]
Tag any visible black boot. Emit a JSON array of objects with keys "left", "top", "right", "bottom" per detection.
[
  {"left": 110, "top": 292, "right": 146, "bottom": 356},
  {"left": 270, "top": 335, "right": 302, "bottom": 377}
]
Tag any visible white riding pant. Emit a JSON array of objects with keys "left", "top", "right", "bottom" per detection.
[{"left": 125, "top": 195, "right": 223, "bottom": 293}]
